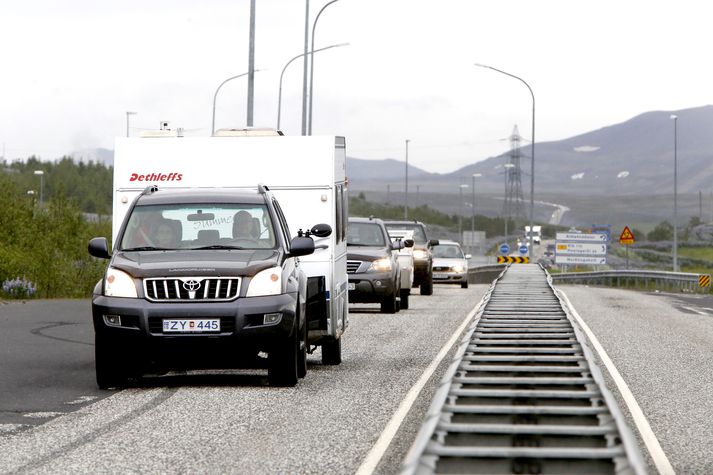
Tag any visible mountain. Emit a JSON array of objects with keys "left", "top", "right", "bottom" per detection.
[{"left": 346, "top": 157, "right": 432, "bottom": 182}]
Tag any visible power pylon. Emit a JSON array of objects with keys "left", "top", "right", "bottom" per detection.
[{"left": 502, "top": 125, "right": 526, "bottom": 223}]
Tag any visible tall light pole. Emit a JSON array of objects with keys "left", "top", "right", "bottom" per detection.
[
  {"left": 277, "top": 43, "right": 349, "bottom": 130},
  {"left": 671, "top": 114, "right": 678, "bottom": 272},
  {"left": 404, "top": 139, "right": 410, "bottom": 219},
  {"left": 212, "top": 71, "right": 261, "bottom": 135},
  {"left": 246, "top": 0, "right": 256, "bottom": 126},
  {"left": 307, "top": 0, "right": 341, "bottom": 135},
  {"left": 126, "top": 111, "right": 137, "bottom": 137},
  {"left": 458, "top": 183, "right": 468, "bottom": 240},
  {"left": 34, "top": 170, "right": 44, "bottom": 207},
  {"left": 301, "top": 0, "right": 310, "bottom": 136},
  {"left": 475, "top": 63, "right": 535, "bottom": 256},
  {"left": 471, "top": 173, "right": 482, "bottom": 254}
]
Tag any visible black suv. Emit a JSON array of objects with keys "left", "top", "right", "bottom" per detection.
[
  {"left": 383, "top": 220, "right": 438, "bottom": 295},
  {"left": 88, "top": 186, "right": 329, "bottom": 388},
  {"left": 346, "top": 217, "right": 407, "bottom": 313}
]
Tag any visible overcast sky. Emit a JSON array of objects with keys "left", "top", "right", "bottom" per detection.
[{"left": 0, "top": 0, "right": 710, "bottom": 173}]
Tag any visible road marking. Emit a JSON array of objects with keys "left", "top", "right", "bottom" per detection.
[
  {"left": 0, "top": 423, "right": 28, "bottom": 434},
  {"left": 23, "top": 411, "right": 64, "bottom": 419},
  {"left": 66, "top": 396, "right": 98, "bottom": 405},
  {"left": 558, "top": 290, "right": 676, "bottom": 475},
  {"left": 354, "top": 299, "right": 481, "bottom": 475},
  {"left": 680, "top": 305, "right": 709, "bottom": 316}
]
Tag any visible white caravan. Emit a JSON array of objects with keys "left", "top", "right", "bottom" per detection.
[{"left": 111, "top": 132, "right": 349, "bottom": 362}]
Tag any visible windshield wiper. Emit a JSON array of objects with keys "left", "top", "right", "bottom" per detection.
[
  {"left": 191, "top": 245, "right": 245, "bottom": 250},
  {"left": 122, "top": 246, "right": 169, "bottom": 251}
]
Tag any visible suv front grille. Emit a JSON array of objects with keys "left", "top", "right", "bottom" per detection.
[
  {"left": 346, "top": 260, "right": 362, "bottom": 274},
  {"left": 144, "top": 277, "right": 241, "bottom": 302}
]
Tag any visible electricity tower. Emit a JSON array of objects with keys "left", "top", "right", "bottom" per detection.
[{"left": 503, "top": 125, "right": 526, "bottom": 223}]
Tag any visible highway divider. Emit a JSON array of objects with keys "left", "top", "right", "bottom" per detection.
[{"left": 551, "top": 269, "right": 712, "bottom": 293}]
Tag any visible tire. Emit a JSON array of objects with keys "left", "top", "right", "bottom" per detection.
[
  {"left": 321, "top": 337, "right": 342, "bottom": 365},
  {"left": 381, "top": 288, "right": 398, "bottom": 313},
  {"left": 400, "top": 289, "right": 410, "bottom": 309},
  {"left": 268, "top": 323, "right": 299, "bottom": 387},
  {"left": 420, "top": 274, "right": 433, "bottom": 296},
  {"left": 461, "top": 281, "right": 469, "bottom": 289},
  {"left": 95, "top": 334, "right": 128, "bottom": 390}
]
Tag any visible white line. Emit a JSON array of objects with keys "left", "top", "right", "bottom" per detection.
[
  {"left": 354, "top": 301, "right": 479, "bottom": 475},
  {"left": 681, "top": 305, "right": 708, "bottom": 316},
  {"left": 559, "top": 290, "right": 676, "bottom": 475}
]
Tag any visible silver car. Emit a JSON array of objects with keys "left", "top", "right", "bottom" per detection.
[{"left": 431, "top": 240, "right": 470, "bottom": 288}]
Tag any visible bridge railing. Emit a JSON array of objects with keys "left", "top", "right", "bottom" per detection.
[{"left": 550, "top": 269, "right": 711, "bottom": 293}]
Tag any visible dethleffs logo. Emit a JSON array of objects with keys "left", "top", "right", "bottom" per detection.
[{"left": 129, "top": 172, "right": 183, "bottom": 182}]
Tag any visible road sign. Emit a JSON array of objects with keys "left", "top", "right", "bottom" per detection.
[
  {"left": 619, "top": 226, "right": 635, "bottom": 245},
  {"left": 555, "top": 232, "right": 607, "bottom": 242},
  {"left": 590, "top": 224, "right": 612, "bottom": 242},
  {"left": 555, "top": 242, "right": 607, "bottom": 256},
  {"left": 498, "top": 256, "right": 529, "bottom": 264},
  {"left": 554, "top": 255, "right": 607, "bottom": 265},
  {"left": 519, "top": 245, "right": 528, "bottom": 255},
  {"left": 699, "top": 275, "right": 711, "bottom": 288},
  {"left": 499, "top": 243, "right": 510, "bottom": 254}
]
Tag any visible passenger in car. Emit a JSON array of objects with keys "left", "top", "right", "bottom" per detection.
[
  {"left": 154, "top": 221, "right": 179, "bottom": 248},
  {"left": 233, "top": 210, "right": 255, "bottom": 239}
]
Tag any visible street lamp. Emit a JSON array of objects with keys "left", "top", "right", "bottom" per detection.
[
  {"left": 671, "top": 114, "right": 678, "bottom": 272},
  {"left": 212, "top": 70, "right": 263, "bottom": 135},
  {"left": 475, "top": 63, "right": 535, "bottom": 256},
  {"left": 471, "top": 173, "right": 482, "bottom": 254},
  {"left": 458, "top": 184, "right": 468, "bottom": 239},
  {"left": 126, "top": 111, "right": 137, "bottom": 137},
  {"left": 404, "top": 139, "right": 410, "bottom": 219},
  {"left": 277, "top": 43, "right": 349, "bottom": 130},
  {"left": 33, "top": 170, "right": 44, "bottom": 207},
  {"left": 307, "top": 0, "right": 342, "bottom": 136}
]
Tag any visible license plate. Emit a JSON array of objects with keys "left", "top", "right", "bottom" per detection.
[
  {"left": 163, "top": 319, "right": 220, "bottom": 333},
  {"left": 433, "top": 273, "right": 448, "bottom": 279},
  {"left": 348, "top": 282, "right": 356, "bottom": 290}
]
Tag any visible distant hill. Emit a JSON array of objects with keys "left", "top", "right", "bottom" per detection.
[
  {"left": 346, "top": 157, "right": 432, "bottom": 182},
  {"left": 348, "top": 105, "right": 713, "bottom": 197}
]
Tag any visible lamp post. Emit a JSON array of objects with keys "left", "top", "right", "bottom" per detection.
[
  {"left": 212, "top": 70, "right": 262, "bottom": 135},
  {"left": 471, "top": 173, "right": 482, "bottom": 254},
  {"left": 33, "top": 170, "right": 44, "bottom": 207},
  {"left": 307, "top": 0, "right": 342, "bottom": 136},
  {"left": 404, "top": 139, "right": 410, "bottom": 219},
  {"left": 277, "top": 43, "right": 348, "bottom": 130},
  {"left": 458, "top": 183, "right": 468, "bottom": 240},
  {"left": 475, "top": 63, "right": 535, "bottom": 257},
  {"left": 126, "top": 111, "right": 137, "bottom": 137},
  {"left": 671, "top": 114, "right": 678, "bottom": 272}
]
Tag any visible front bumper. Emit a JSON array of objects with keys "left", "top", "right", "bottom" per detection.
[
  {"left": 92, "top": 293, "right": 297, "bottom": 365},
  {"left": 432, "top": 271, "right": 467, "bottom": 284},
  {"left": 348, "top": 271, "right": 397, "bottom": 303}
]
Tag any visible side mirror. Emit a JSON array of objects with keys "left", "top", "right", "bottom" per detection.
[
  {"left": 310, "top": 223, "right": 332, "bottom": 238},
  {"left": 428, "top": 239, "right": 439, "bottom": 247},
  {"left": 465, "top": 254, "right": 472, "bottom": 259},
  {"left": 88, "top": 237, "right": 111, "bottom": 259},
  {"left": 404, "top": 239, "right": 415, "bottom": 248},
  {"left": 290, "top": 236, "right": 315, "bottom": 257},
  {"left": 390, "top": 240, "right": 405, "bottom": 251}
]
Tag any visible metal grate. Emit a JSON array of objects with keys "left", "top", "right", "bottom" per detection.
[
  {"left": 403, "top": 264, "right": 646, "bottom": 475},
  {"left": 144, "top": 277, "right": 240, "bottom": 302},
  {"left": 346, "top": 260, "right": 362, "bottom": 274}
]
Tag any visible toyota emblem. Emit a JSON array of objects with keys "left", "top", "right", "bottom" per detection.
[{"left": 182, "top": 279, "right": 201, "bottom": 292}]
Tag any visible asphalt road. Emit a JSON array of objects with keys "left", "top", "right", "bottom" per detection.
[
  {"left": 560, "top": 285, "right": 713, "bottom": 474},
  {"left": 0, "top": 284, "right": 488, "bottom": 474}
]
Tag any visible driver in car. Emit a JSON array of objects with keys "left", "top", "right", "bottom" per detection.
[{"left": 232, "top": 210, "right": 254, "bottom": 239}]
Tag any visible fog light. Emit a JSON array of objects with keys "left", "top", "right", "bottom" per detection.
[
  {"left": 104, "top": 315, "right": 122, "bottom": 327},
  {"left": 263, "top": 313, "right": 281, "bottom": 325},
  {"left": 374, "top": 280, "right": 382, "bottom": 287}
]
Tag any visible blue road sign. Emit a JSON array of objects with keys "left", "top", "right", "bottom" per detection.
[
  {"left": 499, "top": 243, "right": 510, "bottom": 254},
  {"left": 519, "top": 245, "right": 528, "bottom": 255}
]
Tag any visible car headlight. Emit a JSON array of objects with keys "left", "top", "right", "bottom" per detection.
[
  {"left": 413, "top": 249, "right": 428, "bottom": 260},
  {"left": 246, "top": 266, "right": 282, "bottom": 297},
  {"left": 452, "top": 264, "right": 465, "bottom": 273},
  {"left": 367, "top": 258, "right": 392, "bottom": 272},
  {"left": 105, "top": 267, "right": 138, "bottom": 298}
]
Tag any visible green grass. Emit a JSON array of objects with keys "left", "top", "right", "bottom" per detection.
[{"left": 677, "top": 247, "right": 713, "bottom": 261}]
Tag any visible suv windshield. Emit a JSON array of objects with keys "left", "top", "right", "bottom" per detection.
[
  {"left": 347, "top": 222, "right": 386, "bottom": 247},
  {"left": 384, "top": 223, "right": 426, "bottom": 243},
  {"left": 120, "top": 203, "right": 276, "bottom": 250}
]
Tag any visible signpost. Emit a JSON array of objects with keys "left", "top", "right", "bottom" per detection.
[
  {"left": 519, "top": 244, "right": 528, "bottom": 255},
  {"left": 619, "top": 226, "right": 635, "bottom": 269},
  {"left": 555, "top": 232, "right": 608, "bottom": 266},
  {"left": 499, "top": 243, "right": 510, "bottom": 255}
]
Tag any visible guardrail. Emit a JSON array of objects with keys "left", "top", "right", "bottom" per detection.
[
  {"left": 551, "top": 269, "right": 712, "bottom": 293},
  {"left": 468, "top": 264, "right": 507, "bottom": 284}
]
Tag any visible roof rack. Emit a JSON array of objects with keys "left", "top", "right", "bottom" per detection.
[{"left": 213, "top": 128, "right": 284, "bottom": 137}]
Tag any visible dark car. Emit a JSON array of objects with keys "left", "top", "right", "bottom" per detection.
[
  {"left": 88, "top": 186, "right": 329, "bottom": 388},
  {"left": 346, "top": 217, "right": 407, "bottom": 313},
  {"left": 383, "top": 220, "right": 439, "bottom": 295}
]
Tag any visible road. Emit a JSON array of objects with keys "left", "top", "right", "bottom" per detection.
[
  {"left": 561, "top": 284, "right": 713, "bottom": 474},
  {"left": 0, "top": 284, "right": 488, "bottom": 474}
]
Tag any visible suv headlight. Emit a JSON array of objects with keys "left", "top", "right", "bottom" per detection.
[
  {"left": 246, "top": 266, "right": 283, "bottom": 297},
  {"left": 105, "top": 267, "right": 138, "bottom": 298},
  {"left": 413, "top": 249, "right": 428, "bottom": 260},
  {"left": 367, "top": 258, "right": 392, "bottom": 272}
]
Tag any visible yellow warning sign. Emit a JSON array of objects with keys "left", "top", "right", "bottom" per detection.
[
  {"left": 699, "top": 275, "right": 711, "bottom": 288},
  {"left": 497, "top": 256, "right": 529, "bottom": 264},
  {"left": 619, "top": 226, "right": 635, "bottom": 245}
]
